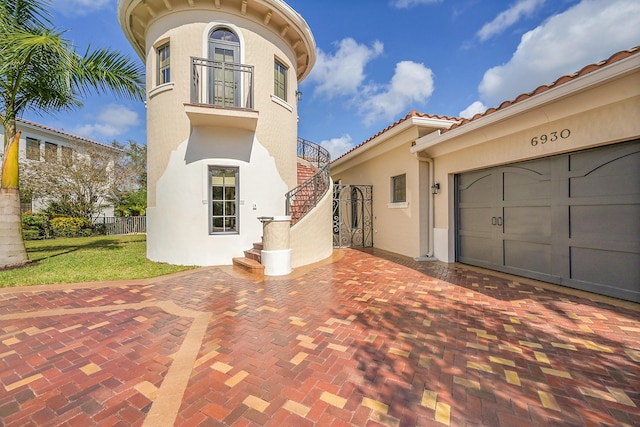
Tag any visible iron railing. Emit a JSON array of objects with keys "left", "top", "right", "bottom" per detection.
[
  {"left": 190, "top": 57, "right": 254, "bottom": 109},
  {"left": 285, "top": 138, "right": 331, "bottom": 225}
]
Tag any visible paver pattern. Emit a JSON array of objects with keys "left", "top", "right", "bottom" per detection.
[{"left": 1, "top": 248, "right": 639, "bottom": 426}]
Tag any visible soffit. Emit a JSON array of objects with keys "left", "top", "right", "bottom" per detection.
[{"left": 117, "top": 0, "right": 316, "bottom": 81}]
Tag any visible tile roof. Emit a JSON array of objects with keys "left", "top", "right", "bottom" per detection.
[
  {"left": 332, "top": 110, "right": 459, "bottom": 163},
  {"left": 444, "top": 46, "right": 640, "bottom": 133},
  {"left": 15, "top": 117, "right": 121, "bottom": 151}
]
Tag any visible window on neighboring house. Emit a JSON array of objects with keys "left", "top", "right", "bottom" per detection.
[
  {"left": 45, "top": 142, "right": 57, "bottom": 162},
  {"left": 391, "top": 174, "right": 406, "bottom": 203},
  {"left": 61, "top": 146, "right": 73, "bottom": 165},
  {"left": 26, "top": 137, "right": 40, "bottom": 160},
  {"left": 209, "top": 166, "right": 239, "bottom": 234},
  {"left": 157, "top": 42, "right": 170, "bottom": 85},
  {"left": 274, "top": 59, "right": 287, "bottom": 101}
]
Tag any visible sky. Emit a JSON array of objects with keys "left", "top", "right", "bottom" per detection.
[{"left": 22, "top": 0, "right": 640, "bottom": 159}]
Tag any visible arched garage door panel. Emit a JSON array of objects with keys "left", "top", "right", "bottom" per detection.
[{"left": 456, "top": 140, "right": 639, "bottom": 302}]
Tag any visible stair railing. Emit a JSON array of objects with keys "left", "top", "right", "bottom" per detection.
[{"left": 285, "top": 137, "right": 331, "bottom": 225}]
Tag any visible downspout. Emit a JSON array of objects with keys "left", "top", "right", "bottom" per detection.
[{"left": 415, "top": 152, "right": 436, "bottom": 260}]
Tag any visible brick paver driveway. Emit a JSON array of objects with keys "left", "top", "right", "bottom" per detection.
[{"left": 1, "top": 248, "right": 639, "bottom": 426}]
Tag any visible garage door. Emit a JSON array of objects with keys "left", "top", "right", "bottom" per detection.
[{"left": 456, "top": 140, "right": 639, "bottom": 302}]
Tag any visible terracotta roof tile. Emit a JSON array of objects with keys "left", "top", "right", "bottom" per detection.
[
  {"left": 445, "top": 46, "right": 640, "bottom": 133},
  {"left": 15, "top": 117, "right": 121, "bottom": 151},
  {"left": 332, "top": 110, "right": 459, "bottom": 163}
]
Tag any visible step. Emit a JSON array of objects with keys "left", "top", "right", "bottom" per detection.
[
  {"left": 244, "top": 248, "right": 262, "bottom": 263},
  {"left": 232, "top": 257, "right": 265, "bottom": 274}
]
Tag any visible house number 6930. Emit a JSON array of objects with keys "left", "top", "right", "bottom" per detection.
[{"left": 530, "top": 129, "right": 571, "bottom": 146}]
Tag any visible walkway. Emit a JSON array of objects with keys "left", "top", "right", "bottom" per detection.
[{"left": 0, "top": 248, "right": 638, "bottom": 426}]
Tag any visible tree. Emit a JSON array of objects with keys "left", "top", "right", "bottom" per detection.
[
  {"left": 0, "top": 0, "right": 145, "bottom": 268},
  {"left": 21, "top": 143, "right": 126, "bottom": 220},
  {"left": 110, "top": 140, "right": 147, "bottom": 217}
]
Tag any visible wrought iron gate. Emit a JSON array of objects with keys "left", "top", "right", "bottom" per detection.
[{"left": 332, "top": 184, "right": 373, "bottom": 248}]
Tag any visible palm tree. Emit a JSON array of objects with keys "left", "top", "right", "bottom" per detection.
[{"left": 0, "top": 0, "right": 145, "bottom": 268}]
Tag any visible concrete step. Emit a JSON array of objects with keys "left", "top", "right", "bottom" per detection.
[
  {"left": 244, "top": 248, "right": 262, "bottom": 263},
  {"left": 232, "top": 257, "right": 265, "bottom": 274}
]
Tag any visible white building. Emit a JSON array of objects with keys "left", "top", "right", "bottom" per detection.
[
  {"left": 117, "top": 0, "right": 333, "bottom": 270},
  {"left": 0, "top": 118, "right": 119, "bottom": 216},
  {"left": 332, "top": 48, "right": 640, "bottom": 303}
]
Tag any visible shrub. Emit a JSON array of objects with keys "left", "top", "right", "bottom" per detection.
[
  {"left": 21, "top": 213, "right": 51, "bottom": 240},
  {"left": 50, "top": 217, "right": 93, "bottom": 238}
]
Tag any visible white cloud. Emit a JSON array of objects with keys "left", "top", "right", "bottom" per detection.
[
  {"left": 477, "top": 0, "right": 640, "bottom": 105},
  {"left": 390, "top": 0, "right": 442, "bottom": 8},
  {"left": 459, "top": 101, "right": 487, "bottom": 118},
  {"left": 477, "top": 0, "right": 546, "bottom": 41},
  {"left": 359, "top": 61, "right": 435, "bottom": 125},
  {"left": 308, "top": 38, "right": 383, "bottom": 99},
  {"left": 52, "top": 0, "right": 112, "bottom": 16},
  {"left": 307, "top": 38, "right": 435, "bottom": 126},
  {"left": 320, "top": 134, "right": 354, "bottom": 160},
  {"left": 72, "top": 104, "right": 140, "bottom": 140}
]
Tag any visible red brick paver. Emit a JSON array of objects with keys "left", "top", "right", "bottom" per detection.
[{"left": 1, "top": 249, "right": 639, "bottom": 426}]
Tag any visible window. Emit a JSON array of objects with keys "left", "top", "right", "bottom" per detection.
[
  {"left": 61, "top": 146, "right": 73, "bottom": 166},
  {"left": 26, "top": 137, "right": 40, "bottom": 160},
  {"left": 157, "top": 42, "right": 170, "bottom": 85},
  {"left": 209, "top": 166, "right": 239, "bottom": 234},
  {"left": 274, "top": 59, "right": 287, "bottom": 101},
  {"left": 45, "top": 142, "right": 57, "bottom": 162},
  {"left": 391, "top": 174, "right": 406, "bottom": 203}
]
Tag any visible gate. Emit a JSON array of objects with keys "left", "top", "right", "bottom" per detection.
[{"left": 332, "top": 184, "right": 373, "bottom": 248}]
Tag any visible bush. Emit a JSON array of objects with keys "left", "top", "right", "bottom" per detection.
[
  {"left": 21, "top": 213, "right": 51, "bottom": 240},
  {"left": 50, "top": 217, "right": 93, "bottom": 238}
]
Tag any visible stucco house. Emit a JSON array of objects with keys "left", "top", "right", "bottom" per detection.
[
  {"left": 117, "top": 0, "right": 332, "bottom": 273},
  {"left": 332, "top": 47, "right": 639, "bottom": 303},
  {"left": 0, "top": 118, "right": 119, "bottom": 217}
]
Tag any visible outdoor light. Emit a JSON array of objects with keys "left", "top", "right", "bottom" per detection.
[
  {"left": 295, "top": 90, "right": 303, "bottom": 101},
  {"left": 431, "top": 182, "right": 440, "bottom": 194}
]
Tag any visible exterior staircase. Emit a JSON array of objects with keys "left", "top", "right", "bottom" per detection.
[
  {"left": 232, "top": 240, "right": 265, "bottom": 274},
  {"left": 233, "top": 138, "right": 330, "bottom": 274}
]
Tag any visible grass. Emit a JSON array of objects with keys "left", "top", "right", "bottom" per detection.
[{"left": 0, "top": 234, "right": 196, "bottom": 288}]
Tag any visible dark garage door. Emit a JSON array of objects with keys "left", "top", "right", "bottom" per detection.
[{"left": 456, "top": 140, "right": 639, "bottom": 302}]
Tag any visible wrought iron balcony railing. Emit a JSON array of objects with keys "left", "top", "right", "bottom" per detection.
[{"left": 190, "top": 57, "right": 254, "bottom": 109}]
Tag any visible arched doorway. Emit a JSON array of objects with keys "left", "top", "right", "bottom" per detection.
[{"left": 208, "top": 27, "right": 240, "bottom": 107}]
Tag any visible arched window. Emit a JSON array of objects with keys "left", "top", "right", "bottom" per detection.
[{"left": 208, "top": 28, "right": 241, "bottom": 106}]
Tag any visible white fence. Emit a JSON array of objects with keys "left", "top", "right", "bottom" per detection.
[{"left": 96, "top": 216, "right": 146, "bottom": 235}]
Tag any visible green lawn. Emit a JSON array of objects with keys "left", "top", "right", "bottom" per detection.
[{"left": 0, "top": 235, "right": 196, "bottom": 287}]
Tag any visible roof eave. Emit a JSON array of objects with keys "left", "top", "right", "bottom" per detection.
[{"left": 411, "top": 52, "right": 640, "bottom": 155}]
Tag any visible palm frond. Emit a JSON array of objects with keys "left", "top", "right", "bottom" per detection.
[{"left": 73, "top": 47, "right": 146, "bottom": 102}]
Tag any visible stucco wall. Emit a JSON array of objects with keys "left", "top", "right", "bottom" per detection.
[
  {"left": 290, "top": 182, "right": 333, "bottom": 268},
  {"left": 145, "top": 9, "right": 299, "bottom": 207},
  {"left": 332, "top": 138, "right": 429, "bottom": 259}
]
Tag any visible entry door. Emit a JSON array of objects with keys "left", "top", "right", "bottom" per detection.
[
  {"left": 456, "top": 140, "right": 640, "bottom": 302},
  {"left": 208, "top": 29, "right": 240, "bottom": 107}
]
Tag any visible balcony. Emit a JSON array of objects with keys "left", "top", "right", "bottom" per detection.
[{"left": 186, "top": 57, "right": 258, "bottom": 131}]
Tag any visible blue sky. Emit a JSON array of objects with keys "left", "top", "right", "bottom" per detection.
[{"left": 23, "top": 0, "right": 640, "bottom": 159}]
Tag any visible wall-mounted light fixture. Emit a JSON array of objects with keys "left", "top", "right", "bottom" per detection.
[
  {"left": 295, "top": 90, "right": 303, "bottom": 101},
  {"left": 431, "top": 182, "right": 440, "bottom": 194}
]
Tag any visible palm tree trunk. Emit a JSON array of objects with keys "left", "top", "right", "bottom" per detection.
[
  {"left": 1, "top": 130, "right": 28, "bottom": 268},
  {"left": 0, "top": 188, "right": 28, "bottom": 268}
]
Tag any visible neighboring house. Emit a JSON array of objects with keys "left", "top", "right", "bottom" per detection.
[
  {"left": 117, "top": 0, "right": 333, "bottom": 270},
  {"left": 0, "top": 118, "right": 119, "bottom": 217},
  {"left": 332, "top": 47, "right": 640, "bottom": 303}
]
